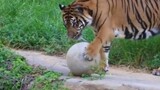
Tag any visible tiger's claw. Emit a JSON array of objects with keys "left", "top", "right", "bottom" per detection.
[
  {"left": 105, "top": 66, "right": 109, "bottom": 72},
  {"left": 152, "top": 68, "right": 160, "bottom": 76},
  {"left": 83, "top": 53, "right": 94, "bottom": 61}
]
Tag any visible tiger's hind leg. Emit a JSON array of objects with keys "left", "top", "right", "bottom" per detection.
[{"left": 152, "top": 67, "right": 160, "bottom": 76}]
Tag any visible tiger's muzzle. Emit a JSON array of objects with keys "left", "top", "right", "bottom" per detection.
[{"left": 68, "top": 32, "right": 82, "bottom": 40}]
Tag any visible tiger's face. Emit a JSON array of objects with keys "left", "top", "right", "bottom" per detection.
[{"left": 59, "top": 4, "right": 93, "bottom": 40}]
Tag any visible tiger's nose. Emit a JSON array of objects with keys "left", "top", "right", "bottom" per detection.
[{"left": 68, "top": 32, "right": 75, "bottom": 38}]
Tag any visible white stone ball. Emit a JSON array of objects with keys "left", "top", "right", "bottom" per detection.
[{"left": 66, "top": 42, "right": 100, "bottom": 76}]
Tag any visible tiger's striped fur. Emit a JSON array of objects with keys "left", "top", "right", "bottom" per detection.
[{"left": 59, "top": 0, "right": 160, "bottom": 74}]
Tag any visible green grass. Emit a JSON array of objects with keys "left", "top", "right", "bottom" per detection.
[
  {"left": 0, "top": 43, "right": 67, "bottom": 90},
  {"left": 0, "top": 0, "right": 160, "bottom": 70},
  {"left": 0, "top": 43, "right": 32, "bottom": 90},
  {"left": 110, "top": 36, "right": 160, "bottom": 70},
  {"left": 30, "top": 70, "right": 67, "bottom": 90},
  {"left": 0, "top": 0, "right": 75, "bottom": 54}
]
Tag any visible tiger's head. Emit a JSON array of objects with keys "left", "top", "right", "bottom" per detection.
[{"left": 59, "top": 4, "right": 93, "bottom": 40}]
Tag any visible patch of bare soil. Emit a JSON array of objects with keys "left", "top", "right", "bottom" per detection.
[{"left": 13, "top": 49, "right": 160, "bottom": 90}]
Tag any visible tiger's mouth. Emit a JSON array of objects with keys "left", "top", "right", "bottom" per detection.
[
  {"left": 73, "top": 32, "right": 82, "bottom": 40},
  {"left": 68, "top": 31, "right": 86, "bottom": 41}
]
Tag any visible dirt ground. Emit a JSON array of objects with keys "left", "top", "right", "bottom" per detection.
[{"left": 13, "top": 49, "right": 160, "bottom": 90}]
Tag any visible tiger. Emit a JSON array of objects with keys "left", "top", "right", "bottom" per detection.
[{"left": 59, "top": 0, "right": 160, "bottom": 76}]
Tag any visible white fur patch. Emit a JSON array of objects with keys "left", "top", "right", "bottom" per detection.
[
  {"left": 114, "top": 29, "right": 125, "bottom": 38},
  {"left": 145, "top": 31, "right": 152, "bottom": 39}
]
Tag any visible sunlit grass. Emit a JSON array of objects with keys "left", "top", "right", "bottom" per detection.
[
  {"left": 0, "top": 42, "right": 64, "bottom": 90},
  {"left": 0, "top": 0, "right": 74, "bottom": 54},
  {"left": 110, "top": 36, "right": 160, "bottom": 70}
]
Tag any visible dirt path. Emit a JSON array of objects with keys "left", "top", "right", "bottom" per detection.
[{"left": 13, "top": 49, "right": 160, "bottom": 90}]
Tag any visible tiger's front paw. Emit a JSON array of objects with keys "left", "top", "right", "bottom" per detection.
[
  {"left": 152, "top": 68, "right": 160, "bottom": 76},
  {"left": 104, "top": 66, "right": 109, "bottom": 72},
  {"left": 83, "top": 52, "right": 94, "bottom": 61},
  {"left": 83, "top": 45, "right": 99, "bottom": 61}
]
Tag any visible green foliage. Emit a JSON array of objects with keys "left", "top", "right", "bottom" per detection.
[
  {"left": 146, "top": 53, "right": 160, "bottom": 69},
  {"left": 31, "top": 70, "right": 68, "bottom": 90},
  {"left": 0, "top": 0, "right": 74, "bottom": 54},
  {"left": 0, "top": 44, "right": 32, "bottom": 90},
  {"left": 0, "top": 44, "right": 65, "bottom": 90},
  {"left": 110, "top": 36, "right": 160, "bottom": 70},
  {"left": 80, "top": 65, "right": 106, "bottom": 80}
]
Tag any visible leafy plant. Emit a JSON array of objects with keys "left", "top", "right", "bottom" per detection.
[
  {"left": 0, "top": 45, "right": 32, "bottom": 90},
  {"left": 81, "top": 65, "right": 106, "bottom": 80},
  {"left": 31, "top": 70, "right": 68, "bottom": 90},
  {"left": 0, "top": 44, "right": 66, "bottom": 90}
]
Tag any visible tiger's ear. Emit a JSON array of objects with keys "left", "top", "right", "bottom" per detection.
[{"left": 59, "top": 4, "right": 65, "bottom": 10}]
